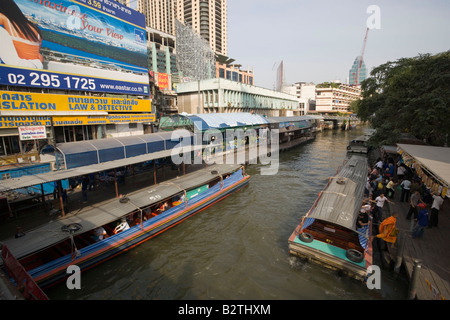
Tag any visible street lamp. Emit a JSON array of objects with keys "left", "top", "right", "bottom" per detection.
[{"left": 119, "top": 194, "right": 143, "bottom": 230}]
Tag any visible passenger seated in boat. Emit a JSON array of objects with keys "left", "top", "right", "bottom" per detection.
[
  {"left": 113, "top": 218, "right": 130, "bottom": 234},
  {"left": 93, "top": 226, "right": 108, "bottom": 241},
  {"left": 356, "top": 210, "right": 369, "bottom": 229},
  {"left": 157, "top": 201, "right": 169, "bottom": 213},
  {"left": 172, "top": 194, "right": 185, "bottom": 206},
  {"left": 126, "top": 213, "right": 135, "bottom": 225}
]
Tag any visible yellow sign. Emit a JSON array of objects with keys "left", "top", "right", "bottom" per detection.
[
  {"left": 54, "top": 114, "right": 156, "bottom": 125},
  {"left": 0, "top": 91, "right": 151, "bottom": 113},
  {"left": 0, "top": 114, "right": 156, "bottom": 128}
]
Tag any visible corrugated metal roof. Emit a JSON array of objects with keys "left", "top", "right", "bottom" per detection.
[{"left": 306, "top": 155, "right": 368, "bottom": 231}]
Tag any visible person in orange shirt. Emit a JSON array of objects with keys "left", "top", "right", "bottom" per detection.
[
  {"left": 376, "top": 212, "right": 398, "bottom": 244},
  {"left": 0, "top": 0, "right": 43, "bottom": 68}
]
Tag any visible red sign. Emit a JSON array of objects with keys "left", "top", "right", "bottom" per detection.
[{"left": 158, "top": 73, "right": 169, "bottom": 90}]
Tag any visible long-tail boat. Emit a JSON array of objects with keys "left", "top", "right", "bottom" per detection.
[
  {"left": 288, "top": 155, "right": 373, "bottom": 281},
  {"left": 1, "top": 164, "right": 249, "bottom": 290}
]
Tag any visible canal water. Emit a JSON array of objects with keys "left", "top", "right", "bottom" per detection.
[{"left": 46, "top": 127, "right": 409, "bottom": 300}]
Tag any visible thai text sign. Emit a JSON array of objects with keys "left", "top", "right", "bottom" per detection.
[
  {"left": 18, "top": 126, "right": 47, "bottom": 140},
  {"left": 158, "top": 73, "right": 169, "bottom": 90},
  {"left": 1, "top": 0, "right": 148, "bottom": 95},
  {"left": 0, "top": 91, "right": 151, "bottom": 113},
  {"left": 1, "top": 114, "right": 155, "bottom": 128}
]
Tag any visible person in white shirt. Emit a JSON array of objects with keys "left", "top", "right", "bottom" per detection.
[
  {"left": 400, "top": 178, "right": 412, "bottom": 202},
  {"left": 375, "top": 158, "right": 384, "bottom": 170},
  {"left": 397, "top": 165, "right": 407, "bottom": 180},
  {"left": 430, "top": 193, "right": 444, "bottom": 228},
  {"left": 371, "top": 193, "right": 393, "bottom": 224}
]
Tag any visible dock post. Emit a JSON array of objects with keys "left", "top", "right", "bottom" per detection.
[
  {"left": 408, "top": 259, "right": 421, "bottom": 300},
  {"left": 394, "top": 232, "right": 405, "bottom": 275}
]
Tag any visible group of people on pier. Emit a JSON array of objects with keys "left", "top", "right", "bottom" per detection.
[{"left": 357, "top": 154, "right": 445, "bottom": 245}]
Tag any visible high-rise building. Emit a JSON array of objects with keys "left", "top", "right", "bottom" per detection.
[
  {"left": 138, "top": 0, "right": 177, "bottom": 35},
  {"left": 348, "top": 56, "right": 367, "bottom": 86},
  {"left": 137, "top": 0, "right": 227, "bottom": 56},
  {"left": 176, "top": 0, "right": 227, "bottom": 56}
]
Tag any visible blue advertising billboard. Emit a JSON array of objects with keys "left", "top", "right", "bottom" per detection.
[{"left": 0, "top": 0, "right": 149, "bottom": 96}]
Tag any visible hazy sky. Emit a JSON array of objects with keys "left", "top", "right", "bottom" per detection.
[{"left": 227, "top": 0, "right": 450, "bottom": 89}]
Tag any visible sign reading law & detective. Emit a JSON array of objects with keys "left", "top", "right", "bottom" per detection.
[{"left": 0, "top": 91, "right": 151, "bottom": 113}]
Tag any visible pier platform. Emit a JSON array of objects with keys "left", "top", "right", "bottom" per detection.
[{"left": 386, "top": 197, "right": 449, "bottom": 300}]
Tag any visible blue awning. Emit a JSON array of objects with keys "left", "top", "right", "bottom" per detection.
[{"left": 56, "top": 132, "right": 192, "bottom": 169}]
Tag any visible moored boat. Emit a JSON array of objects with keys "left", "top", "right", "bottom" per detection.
[
  {"left": 288, "top": 155, "right": 372, "bottom": 281},
  {"left": 1, "top": 164, "right": 249, "bottom": 290},
  {"left": 346, "top": 135, "right": 370, "bottom": 153}
]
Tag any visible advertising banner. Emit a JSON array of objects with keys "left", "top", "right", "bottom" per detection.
[
  {"left": 1, "top": 114, "right": 155, "bottom": 128},
  {"left": 158, "top": 73, "right": 169, "bottom": 90},
  {"left": 0, "top": 0, "right": 149, "bottom": 95},
  {"left": 0, "top": 90, "right": 152, "bottom": 113},
  {"left": 18, "top": 126, "right": 47, "bottom": 140}
]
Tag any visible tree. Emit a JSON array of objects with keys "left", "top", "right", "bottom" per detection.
[{"left": 357, "top": 51, "right": 450, "bottom": 146}]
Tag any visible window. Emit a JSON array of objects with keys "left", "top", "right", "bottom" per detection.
[
  {"left": 219, "top": 68, "right": 225, "bottom": 78},
  {"left": 0, "top": 136, "right": 20, "bottom": 155},
  {"left": 129, "top": 123, "right": 138, "bottom": 129}
]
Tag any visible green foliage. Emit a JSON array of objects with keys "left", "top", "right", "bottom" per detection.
[
  {"left": 316, "top": 82, "right": 341, "bottom": 88},
  {"left": 358, "top": 51, "right": 450, "bottom": 147}
]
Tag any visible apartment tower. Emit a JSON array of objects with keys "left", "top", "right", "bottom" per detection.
[{"left": 137, "top": 0, "right": 227, "bottom": 56}]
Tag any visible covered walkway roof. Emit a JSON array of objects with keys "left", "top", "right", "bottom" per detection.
[
  {"left": 267, "top": 115, "right": 323, "bottom": 123},
  {"left": 56, "top": 131, "right": 191, "bottom": 169},
  {"left": 0, "top": 144, "right": 203, "bottom": 193},
  {"left": 160, "top": 112, "right": 270, "bottom": 132},
  {"left": 397, "top": 144, "right": 450, "bottom": 189}
]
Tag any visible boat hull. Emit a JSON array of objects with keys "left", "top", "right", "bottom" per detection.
[
  {"left": 288, "top": 233, "right": 372, "bottom": 281},
  {"left": 31, "top": 174, "right": 250, "bottom": 289}
]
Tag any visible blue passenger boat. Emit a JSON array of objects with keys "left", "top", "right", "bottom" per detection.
[
  {"left": 288, "top": 156, "right": 373, "bottom": 280},
  {"left": 1, "top": 164, "right": 249, "bottom": 289}
]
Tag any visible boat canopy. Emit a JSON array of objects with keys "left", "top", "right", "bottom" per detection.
[
  {"left": 1, "top": 164, "right": 242, "bottom": 260},
  {"left": 304, "top": 155, "right": 368, "bottom": 231},
  {"left": 56, "top": 132, "right": 191, "bottom": 169},
  {"left": 160, "top": 112, "right": 270, "bottom": 132}
]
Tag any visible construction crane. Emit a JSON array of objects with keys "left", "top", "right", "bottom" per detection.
[{"left": 355, "top": 27, "right": 369, "bottom": 86}]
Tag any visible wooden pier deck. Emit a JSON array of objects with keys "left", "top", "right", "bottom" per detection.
[{"left": 386, "top": 198, "right": 450, "bottom": 300}]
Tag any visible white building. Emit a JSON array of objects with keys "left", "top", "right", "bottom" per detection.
[
  {"left": 314, "top": 83, "right": 361, "bottom": 114},
  {"left": 282, "top": 82, "right": 316, "bottom": 115},
  {"left": 176, "top": 78, "right": 299, "bottom": 117}
]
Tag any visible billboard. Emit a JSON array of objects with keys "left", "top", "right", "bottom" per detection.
[
  {"left": 0, "top": 0, "right": 149, "bottom": 96},
  {"left": 0, "top": 90, "right": 152, "bottom": 114}
]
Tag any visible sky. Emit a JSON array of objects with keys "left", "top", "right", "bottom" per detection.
[{"left": 227, "top": 0, "right": 450, "bottom": 90}]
